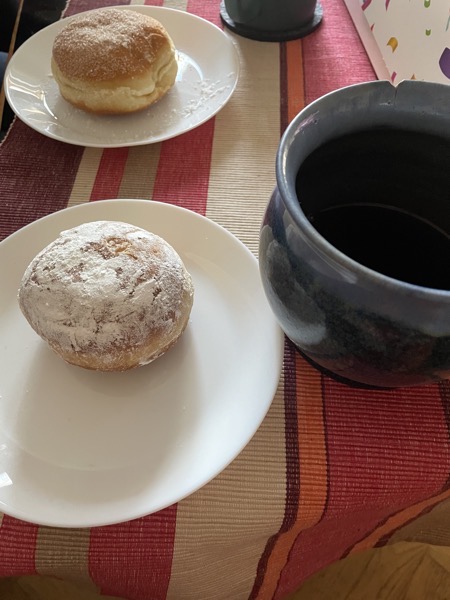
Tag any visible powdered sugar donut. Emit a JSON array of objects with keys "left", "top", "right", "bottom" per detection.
[{"left": 18, "top": 221, "right": 194, "bottom": 371}]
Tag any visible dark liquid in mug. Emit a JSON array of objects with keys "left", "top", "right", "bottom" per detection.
[{"left": 295, "top": 128, "right": 450, "bottom": 290}]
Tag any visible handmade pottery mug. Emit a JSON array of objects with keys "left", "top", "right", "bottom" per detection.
[
  {"left": 259, "top": 80, "right": 450, "bottom": 388},
  {"left": 220, "top": 0, "right": 323, "bottom": 42}
]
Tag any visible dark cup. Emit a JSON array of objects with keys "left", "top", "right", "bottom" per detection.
[
  {"left": 259, "top": 80, "right": 450, "bottom": 388},
  {"left": 220, "top": 0, "right": 323, "bottom": 42}
]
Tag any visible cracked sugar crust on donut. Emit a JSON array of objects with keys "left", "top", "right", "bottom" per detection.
[
  {"left": 18, "top": 221, "right": 194, "bottom": 371},
  {"left": 52, "top": 8, "right": 172, "bottom": 82},
  {"left": 50, "top": 8, "right": 178, "bottom": 114}
]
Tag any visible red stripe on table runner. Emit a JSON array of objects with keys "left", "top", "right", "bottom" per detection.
[
  {"left": 0, "top": 121, "right": 83, "bottom": 241},
  {"left": 88, "top": 506, "right": 177, "bottom": 600},
  {"left": 343, "top": 380, "right": 450, "bottom": 553},
  {"left": 186, "top": 0, "right": 222, "bottom": 27},
  {"left": 302, "top": 0, "right": 375, "bottom": 105},
  {"left": 439, "top": 379, "right": 450, "bottom": 488},
  {"left": 89, "top": 148, "right": 130, "bottom": 201},
  {"left": 64, "top": 0, "right": 131, "bottom": 17},
  {"left": 151, "top": 121, "right": 215, "bottom": 214},
  {"left": 0, "top": 515, "right": 38, "bottom": 577},
  {"left": 248, "top": 341, "right": 299, "bottom": 600},
  {"left": 274, "top": 381, "right": 450, "bottom": 595}
]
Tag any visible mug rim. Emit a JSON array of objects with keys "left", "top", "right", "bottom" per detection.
[{"left": 276, "top": 80, "right": 450, "bottom": 299}]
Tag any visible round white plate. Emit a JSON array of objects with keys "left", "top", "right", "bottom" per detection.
[
  {"left": 0, "top": 200, "right": 283, "bottom": 527},
  {"left": 4, "top": 6, "right": 239, "bottom": 147}
]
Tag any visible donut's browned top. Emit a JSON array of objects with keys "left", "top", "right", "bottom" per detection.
[{"left": 52, "top": 8, "right": 171, "bottom": 82}]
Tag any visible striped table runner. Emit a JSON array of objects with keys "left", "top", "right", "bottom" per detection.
[{"left": 1, "top": 1, "right": 450, "bottom": 599}]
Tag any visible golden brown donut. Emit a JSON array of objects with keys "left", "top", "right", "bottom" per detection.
[
  {"left": 18, "top": 221, "right": 194, "bottom": 371},
  {"left": 51, "top": 8, "right": 178, "bottom": 114}
]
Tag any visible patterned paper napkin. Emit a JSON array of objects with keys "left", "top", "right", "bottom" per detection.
[{"left": 344, "top": 0, "right": 450, "bottom": 85}]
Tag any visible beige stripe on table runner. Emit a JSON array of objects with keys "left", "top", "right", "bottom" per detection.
[
  {"left": 65, "top": 140, "right": 161, "bottom": 206},
  {"left": 206, "top": 36, "right": 281, "bottom": 255},
  {"left": 167, "top": 40, "right": 284, "bottom": 600},
  {"left": 166, "top": 377, "right": 286, "bottom": 600},
  {"left": 163, "top": 0, "right": 189, "bottom": 9},
  {"left": 67, "top": 148, "right": 103, "bottom": 207},
  {"left": 35, "top": 527, "right": 97, "bottom": 592},
  {"left": 129, "top": 0, "right": 189, "bottom": 9},
  {"left": 118, "top": 145, "right": 161, "bottom": 199}
]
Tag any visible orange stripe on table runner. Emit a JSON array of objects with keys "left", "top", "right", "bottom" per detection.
[
  {"left": 0, "top": 515, "right": 38, "bottom": 577},
  {"left": 349, "top": 487, "right": 450, "bottom": 555},
  {"left": 256, "top": 355, "right": 327, "bottom": 600},
  {"left": 286, "top": 39, "right": 305, "bottom": 124},
  {"left": 296, "top": 356, "right": 328, "bottom": 521},
  {"left": 279, "top": 40, "right": 305, "bottom": 136},
  {"left": 271, "top": 381, "right": 450, "bottom": 595},
  {"left": 89, "top": 148, "right": 130, "bottom": 201},
  {"left": 274, "top": 380, "right": 450, "bottom": 588}
]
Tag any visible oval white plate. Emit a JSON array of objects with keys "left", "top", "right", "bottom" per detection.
[
  {"left": 4, "top": 6, "right": 239, "bottom": 147},
  {"left": 0, "top": 200, "right": 283, "bottom": 527}
]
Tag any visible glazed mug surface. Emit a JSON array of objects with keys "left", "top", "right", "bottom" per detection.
[
  {"left": 259, "top": 80, "right": 450, "bottom": 388},
  {"left": 220, "top": 0, "right": 322, "bottom": 41}
]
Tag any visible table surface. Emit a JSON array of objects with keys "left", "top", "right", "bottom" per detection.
[{"left": 1, "top": 1, "right": 450, "bottom": 600}]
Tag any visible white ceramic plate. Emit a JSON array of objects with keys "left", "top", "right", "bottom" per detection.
[
  {"left": 0, "top": 200, "right": 283, "bottom": 527},
  {"left": 4, "top": 6, "right": 239, "bottom": 147}
]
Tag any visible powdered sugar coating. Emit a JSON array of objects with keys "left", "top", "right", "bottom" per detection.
[
  {"left": 18, "top": 221, "right": 194, "bottom": 371},
  {"left": 52, "top": 8, "right": 172, "bottom": 81}
]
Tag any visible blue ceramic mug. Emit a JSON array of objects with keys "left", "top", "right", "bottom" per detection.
[
  {"left": 259, "top": 80, "right": 450, "bottom": 388},
  {"left": 220, "top": 0, "right": 323, "bottom": 41}
]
